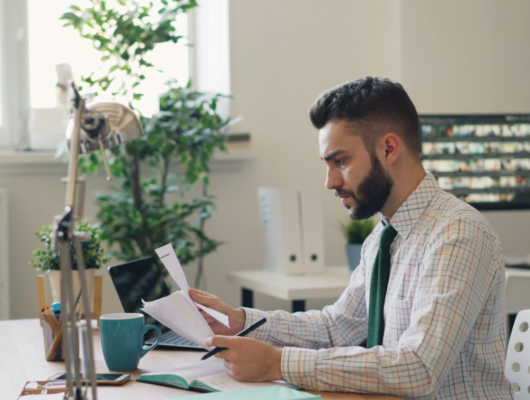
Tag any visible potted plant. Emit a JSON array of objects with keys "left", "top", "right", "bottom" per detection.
[
  {"left": 31, "top": 220, "right": 112, "bottom": 312},
  {"left": 339, "top": 218, "right": 375, "bottom": 271},
  {"left": 60, "top": 0, "right": 231, "bottom": 288}
]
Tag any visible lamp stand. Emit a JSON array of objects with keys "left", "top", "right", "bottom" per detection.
[
  {"left": 52, "top": 81, "right": 144, "bottom": 399},
  {"left": 53, "top": 87, "right": 98, "bottom": 400}
]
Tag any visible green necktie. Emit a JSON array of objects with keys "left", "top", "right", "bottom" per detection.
[{"left": 367, "top": 223, "right": 398, "bottom": 348}]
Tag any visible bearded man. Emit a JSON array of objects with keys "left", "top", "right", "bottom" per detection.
[{"left": 190, "top": 77, "right": 513, "bottom": 399}]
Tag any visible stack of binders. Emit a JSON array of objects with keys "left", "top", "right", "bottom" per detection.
[{"left": 258, "top": 187, "right": 325, "bottom": 275}]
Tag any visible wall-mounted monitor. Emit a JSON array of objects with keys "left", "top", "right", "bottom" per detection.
[{"left": 420, "top": 114, "right": 530, "bottom": 211}]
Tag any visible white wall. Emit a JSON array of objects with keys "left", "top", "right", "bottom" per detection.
[
  {"left": 401, "top": 0, "right": 530, "bottom": 114},
  {"left": 399, "top": 0, "right": 530, "bottom": 253},
  {"left": 0, "top": 164, "right": 112, "bottom": 319},
  {"left": 5, "top": 0, "right": 530, "bottom": 319},
  {"left": 219, "top": 0, "right": 401, "bottom": 310}
]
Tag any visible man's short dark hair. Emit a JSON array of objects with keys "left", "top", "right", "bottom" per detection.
[{"left": 309, "top": 77, "right": 420, "bottom": 157}]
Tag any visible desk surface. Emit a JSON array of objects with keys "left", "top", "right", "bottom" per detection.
[
  {"left": 227, "top": 267, "right": 351, "bottom": 301},
  {"left": 0, "top": 319, "right": 401, "bottom": 400}
]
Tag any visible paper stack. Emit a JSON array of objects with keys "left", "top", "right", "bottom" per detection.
[{"left": 141, "top": 244, "right": 230, "bottom": 349}]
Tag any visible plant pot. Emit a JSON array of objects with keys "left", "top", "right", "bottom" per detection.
[
  {"left": 345, "top": 243, "right": 362, "bottom": 271},
  {"left": 47, "top": 269, "right": 95, "bottom": 315}
]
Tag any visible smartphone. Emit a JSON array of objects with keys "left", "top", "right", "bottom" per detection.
[{"left": 47, "top": 373, "right": 130, "bottom": 386}]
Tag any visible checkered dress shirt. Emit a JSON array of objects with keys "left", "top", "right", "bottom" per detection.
[{"left": 243, "top": 172, "right": 513, "bottom": 399}]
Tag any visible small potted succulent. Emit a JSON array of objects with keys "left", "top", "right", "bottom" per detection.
[
  {"left": 31, "top": 220, "right": 111, "bottom": 312},
  {"left": 339, "top": 218, "right": 376, "bottom": 271}
]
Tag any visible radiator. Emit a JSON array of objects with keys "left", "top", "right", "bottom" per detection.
[{"left": 0, "top": 189, "right": 8, "bottom": 320}]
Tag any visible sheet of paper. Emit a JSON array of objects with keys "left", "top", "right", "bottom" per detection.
[
  {"left": 155, "top": 244, "right": 189, "bottom": 294},
  {"left": 143, "top": 359, "right": 301, "bottom": 397},
  {"left": 141, "top": 291, "right": 215, "bottom": 349},
  {"left": 171, "top": 386, "right": 317, "bottom": 400},
  {"left": 141, "top": 358, "right": 225, "bottom": 382},
  {"left": 20, "top": 394, "right": 66, "bottom": 400},
  {"left": 195, "top": 304, "right": 230, "bottom": 328},
  {"left": 197, "top": 373, "right": 298, "bottom": 392},
  {"left": 154, "top": 244, "right": 230, "bottom": 328}
]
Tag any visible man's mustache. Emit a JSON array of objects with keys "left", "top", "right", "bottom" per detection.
[{"left": 335, "top": 189, "right": 355, "bottom": 197}]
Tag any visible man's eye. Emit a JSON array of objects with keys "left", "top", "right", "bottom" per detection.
[{"left": 335, "top": 159, "right": 345, "bottom": 166}]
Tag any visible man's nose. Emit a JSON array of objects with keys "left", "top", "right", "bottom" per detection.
[{"left": 325, "top": 168, "right": 342, "bottom": 191}]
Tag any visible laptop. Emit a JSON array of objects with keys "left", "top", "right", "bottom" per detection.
[{"left": 108, "top": 256, "right": 205, "bottom": 351}]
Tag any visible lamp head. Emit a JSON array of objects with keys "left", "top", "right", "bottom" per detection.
[{"left": 65, "top": 100, "right": 144, "bottom": 154}]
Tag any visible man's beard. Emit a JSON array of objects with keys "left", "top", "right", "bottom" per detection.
[{"left": 336, "top": 153, "right": 394, "bottom": 220}]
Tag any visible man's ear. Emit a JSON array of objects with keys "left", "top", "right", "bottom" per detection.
[{"left": 380, "top": 133, "right": 400, "bottom": 166}]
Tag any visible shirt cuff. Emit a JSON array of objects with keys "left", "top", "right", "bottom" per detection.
[
  {"left": 281, "top": 347, "right": 319, "bottom": 390},
  {"left": 240, "top": 307, "right": 270, "bottom": 341}
]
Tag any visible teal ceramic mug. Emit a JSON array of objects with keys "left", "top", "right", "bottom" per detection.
[{"left": 100, "top": 313, "right": 161, "bottom": 371}]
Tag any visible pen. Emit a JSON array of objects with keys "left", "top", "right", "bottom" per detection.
[
  {"left": 73, "top": 288, "right": 82, "bottom": 312},
  {"left": 201, "top": 317, "right": 267, "bottom": 361}
]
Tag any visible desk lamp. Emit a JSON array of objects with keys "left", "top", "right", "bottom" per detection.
[{"left": 53, "top": 82, "right": 143, "bottom": 400}]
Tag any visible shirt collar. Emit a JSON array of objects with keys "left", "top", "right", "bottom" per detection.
[{"left": 383, "top": 172, "right": 439, "bottom": 240}]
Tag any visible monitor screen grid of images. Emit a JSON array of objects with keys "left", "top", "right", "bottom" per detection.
[{"left": 419, "top": 114, "right": 530, "bottom": 210}]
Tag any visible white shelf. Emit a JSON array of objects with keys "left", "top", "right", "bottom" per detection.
[
  {"left": 0, "top": 150, "right": 63, "bottom": 166},
  {"left": 227, "top": 266, "right": 351, "bottom": 301},
  {"left": 0, "top": 148, "right": 256, "bottom": 166}
]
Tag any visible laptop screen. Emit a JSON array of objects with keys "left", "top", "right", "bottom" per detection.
[{"left": 108, "top": 256, "right": 171, "bottom": 338}]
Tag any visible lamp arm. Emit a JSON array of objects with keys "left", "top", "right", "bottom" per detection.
[{"left": 65, "top": 86, "right": 85, "bottom": 217}]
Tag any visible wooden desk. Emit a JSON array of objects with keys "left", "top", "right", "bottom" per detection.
[
  {"left": 227, "top": 267, "right": 351, "bottom": 312},
  {"left": 0, "top": 319, "right": 400, "bottom": 400}
]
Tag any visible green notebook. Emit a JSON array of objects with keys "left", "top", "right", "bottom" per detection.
[
  {"left": 137, "top": 359, "right": 300, "bottom": 393},
  {"left": 171, "top": 386, "right": 321, "bottom": 400}
]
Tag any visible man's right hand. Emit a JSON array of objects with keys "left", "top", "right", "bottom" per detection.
[{"left": 189, "top": 288, "right": 246, "bottom": 336}]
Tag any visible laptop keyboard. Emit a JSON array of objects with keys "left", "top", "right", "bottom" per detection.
[{"left": 145, "top": 330, "right": 199, "bottom": 347}]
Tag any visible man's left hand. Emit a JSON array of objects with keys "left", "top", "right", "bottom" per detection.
[{"left": 205, "top": 336, "right": 283, "bottom": 382}]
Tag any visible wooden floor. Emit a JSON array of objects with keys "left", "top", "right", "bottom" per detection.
[{"left": 0, "top": 319, "right": 401, "bottom": 400}]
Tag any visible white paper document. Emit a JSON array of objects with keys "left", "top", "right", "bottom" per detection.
[
  {"left": 142, "top": 291, "right": 215, "bottom": 349},
  {"left": 141, "top": 244, "right": 230, "bottom": 349},
  {"left": 154, "top": 244, "right": 230, "bottom": 328},
  {"left": 140, "top": 358, "right": 299, "bottom": 392},
  {"left": 155, "top": 244, "right": 190, "bottom": 293}
]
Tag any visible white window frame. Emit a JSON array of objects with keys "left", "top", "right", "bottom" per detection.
[
  {"left": 190, "top": 0, "right": 231, "bottom": 120},
  {"left": 0, "top": 0, "right": 30, "bottom": 149},
  {"left": 0, "top": 0, "right": 230, "bottom": 151}
]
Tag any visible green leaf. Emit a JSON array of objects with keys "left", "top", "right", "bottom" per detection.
[
  {"left": 30, "top": 220, "right": 112, "bottom": 271},
  {"left": 55, "top": 1, "right": 237, "bottom": 271},
  {"left": 60, "top": 12, "right": 78, "bottom": 21}
]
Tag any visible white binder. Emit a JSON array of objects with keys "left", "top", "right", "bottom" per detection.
[
  {"left": 298, "top": 187, "right": 326, "bottom": 274},
  {"left": 258, "top": 187, "right": 304, "bottom": 275}
]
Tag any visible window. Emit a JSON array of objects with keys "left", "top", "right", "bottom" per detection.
[
  {"left": 0, "top": 0, "right": 229, "bottom": 149},
  {"left": 193, "top": 0, "right": 230, "bottom": 119},
  {"left": 27, "top": 0, "right": 190, "bottom": 117},
  {"left": 0, "top": 0, "right": 28, "bottom": 149}
]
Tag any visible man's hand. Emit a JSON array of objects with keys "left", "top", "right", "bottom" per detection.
[
  {"left": 189, "top": 288, "right": 246, "bottom": 335},
  {"left": 205, "top": 336, "right": 283, "bottom": 382}
]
